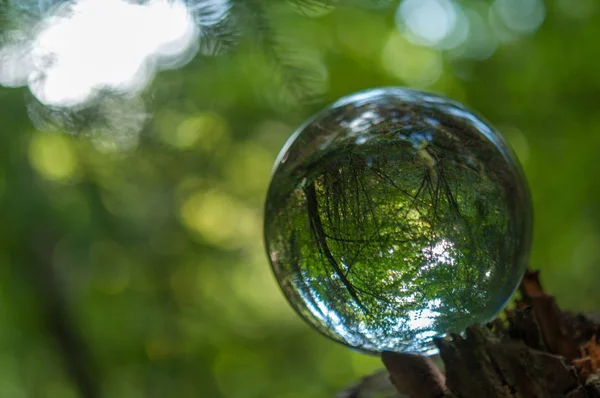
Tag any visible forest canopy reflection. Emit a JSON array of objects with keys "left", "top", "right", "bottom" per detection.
[{"left": 264, "top": 88, "right": 532, "bottom": 354}]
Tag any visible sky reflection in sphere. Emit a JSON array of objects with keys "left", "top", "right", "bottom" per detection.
[{"left": 264, "top": 88, "right": 532, "bottom": 354}]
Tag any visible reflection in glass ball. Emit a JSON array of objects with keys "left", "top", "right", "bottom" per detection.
[{"left": 264, "top": 87, "right": 532, "bottom": 354}]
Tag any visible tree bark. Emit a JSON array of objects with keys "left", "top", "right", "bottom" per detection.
[{"left": 339, "top": 271, "right": 600, "bottom": 398}]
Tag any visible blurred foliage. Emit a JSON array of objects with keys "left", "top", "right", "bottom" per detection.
[{"left": 0, "top": 0, "right": 600, "bottom": 397}]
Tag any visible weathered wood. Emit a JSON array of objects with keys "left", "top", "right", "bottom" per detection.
[
  {"left": 519, "top": 271, "right": 579, "bottom": 361},
  {"left": 341, "top": 271, "right": 600, "bottom": 398},
  {"left": 436, "top": 326, "right": 581, "bottom": 397},
  {"left": 381, "top": 351, "right": 451, "bottom": 398}
]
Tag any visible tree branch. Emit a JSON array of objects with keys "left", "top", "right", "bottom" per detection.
[{"left": 341, "top": 271, "right": 600, "bottom": 398}]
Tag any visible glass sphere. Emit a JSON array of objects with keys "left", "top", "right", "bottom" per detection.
[{"left": 263, "top": 87, "right": 532, "bottom": 354}]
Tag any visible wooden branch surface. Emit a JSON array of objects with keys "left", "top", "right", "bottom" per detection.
[{"left": 340, "top": 271, "right": 600, "bottom": 398}]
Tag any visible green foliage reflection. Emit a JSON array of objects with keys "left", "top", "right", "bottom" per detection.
[{"left": 265, "top": 88, "right": 531, "bottom": 353}]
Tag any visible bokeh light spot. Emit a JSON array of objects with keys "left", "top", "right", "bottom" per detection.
[
  {"left": 224, "top": 143, "right": 273, "bottom": 197},
  {"left": 231, "top": 254, "right": 292, "bottom": 320},
  {"left": 179, "top": 113, "right": 230, "bottom": 152},
  {"left": 396, "top": 0, "right": 461, "bottom": 48},
  {"left": 381, "top": 32, "right": 442, "bottom": 87},
  {"left": 491, "top": 0, "right": 545, "bottom": 35},
  {"left": 453, "top": 8, "right": 498, "bottom": 60},
  {"left": 156, "top": 111, "right": 230, "bottom": 152},
  {"left": 179, "top": 189, "right": 259, "bottom": 248},
  {"left": 28, "top": 132, "right": 79, "bottom": 182}
]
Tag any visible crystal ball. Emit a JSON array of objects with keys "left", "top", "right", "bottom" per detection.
[{"left": 263, "top": 87, "right": 532, "bottom": 354}]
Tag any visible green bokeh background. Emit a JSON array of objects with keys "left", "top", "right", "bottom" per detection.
[{"left": 1, "top": 0, "right": 599, "bottom": 396}]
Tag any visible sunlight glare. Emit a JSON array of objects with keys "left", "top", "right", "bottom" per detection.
[{"left": 0, "top": 0, "right": 199, "bottom": 107}]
